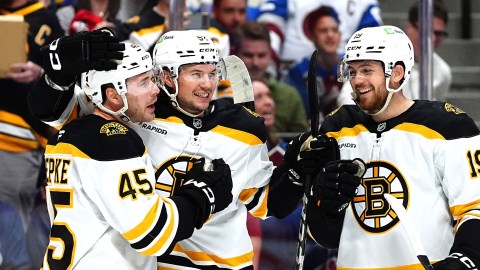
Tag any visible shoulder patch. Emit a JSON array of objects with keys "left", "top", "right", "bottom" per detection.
[
  {"left": 243, "top": 106, "right": 261, "bottom": 118},
  {"left": 100, "top": 122, "right": 128, "bottom": 136},
  {"left": 444, "top": 103, "right": 465, "bottom": 114}
]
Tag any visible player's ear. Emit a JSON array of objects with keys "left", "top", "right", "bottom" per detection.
[
  {"left": 391, "top": 64, "right": 405, "bottom": 84},
  {"left": 105, "top": 86, "right": 122, "bottom": 106},
  {"left": 164, "top": 72, "right": 175, "bottom": 88}
]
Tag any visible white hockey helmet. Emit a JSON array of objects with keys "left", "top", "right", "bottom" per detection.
[
  {"left": 152, "top": 30, "right": 219, "bottom": 116},
  {"left": 338, "top": 25, "right": 414, "bottom": 91},
  {"left": 338, "top": 25, "right": 414, "bottom": 115},
  {"left": 83, "top": 42, "right": 153, "bottom": 120}
]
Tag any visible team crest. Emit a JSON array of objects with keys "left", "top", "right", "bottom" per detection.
[
  {"left": 444, "top": 103, "right": 464, "bottom": 114},
  {"left": 100, "top": 122, "right": 128, "bottom": 136},
  {"left": 351, "top": 161, "right": 409, "bottom": 233},
  {"left": 154, "top": 156, "right": 200, "bottom": 197}
]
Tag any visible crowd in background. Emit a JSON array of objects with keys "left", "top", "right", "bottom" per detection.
[{"left": 0, "top": 0, "right": 452, "bottom": 269}]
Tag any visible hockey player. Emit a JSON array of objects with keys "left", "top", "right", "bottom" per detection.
[
  {"left": 29, "top": 29, "right": 337, "bottom": 269},
  {"left": 307, "top": 25, "right": 480, "bottom": 269},
  {"left": 39, "top": 34, "right": 234, "bottom": 269}
]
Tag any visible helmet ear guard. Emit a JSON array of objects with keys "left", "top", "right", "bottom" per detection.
[{"left": 83, "top": 42, "right": 153, "bottom": 120}]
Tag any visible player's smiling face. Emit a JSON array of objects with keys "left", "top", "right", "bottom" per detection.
[
  {"left": 348, "top": 61, "right": 388, "bottom": 114},
  {"left": 175, "top": 63, "right": 218, "bottom": 115}
]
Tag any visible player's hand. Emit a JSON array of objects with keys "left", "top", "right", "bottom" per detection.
[
  {"left": 41, "top": 27, "right": 125, "bottom": 87},
  {"left": 177, "top": 158, "right": 233, "bottom": 229},
  {"left": 283, "top": 132, "right": 339, "bottom": 186},
  {"left": 433, "top": 251, "right": 479, "bottom": 269},
  {"left": 312, "top": 159, "right": 365, "bottom": 216}
]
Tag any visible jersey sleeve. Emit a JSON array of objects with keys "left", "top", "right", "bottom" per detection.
[
  {"left": 29, "top": 76, "right": 93, "bottom": 129},
  {"left": 436, "top": 134, "right": 480, "bottom": 225},
  {"left": 434, "top": 134, "right": 480, "bottom": 257},
  {"left": 238, "top": 143, "right": 274, "bottom": 219},
  {"left": 76, "top": 153, "right": 192, "bottom": 256}
]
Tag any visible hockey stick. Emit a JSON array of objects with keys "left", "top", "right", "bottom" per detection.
[
  {"left": 217, "top": 55, "right": 255, "bottom": 111},
  {"left": 295, "top": 50, "right": 320, "bottom": 270},
  {"left": 384, "top": 194, "right": 434, "bottom": 270}
]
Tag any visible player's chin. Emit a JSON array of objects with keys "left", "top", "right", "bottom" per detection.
[
  {"left": 195, "top": 100, "right": 211, "bottom": 111},
  {"left": 141, "top": 111, "right": 156, "bottom": 122}
]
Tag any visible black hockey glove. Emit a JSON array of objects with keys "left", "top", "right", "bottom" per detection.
[
  {"left": 283, "top": 132, "right": 339, "bottom": 186},
  {"left": 433, "top": 251, "right": 480, "bottom": 270},
  {"left": 176, "top": 158, "right": 233, "bottom": 229},
  {"left": 42, "top": 27, "right": 125, "bottom": 88},
  {"left": 312, "top": 159, "right": 365, "bottom": 216}
]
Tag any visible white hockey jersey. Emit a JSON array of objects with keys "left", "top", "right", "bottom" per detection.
[
  {"left": 311, "top": 101, "right": 480, "bottom": 269},
  {"left": 257, "top": 0, "right": 382, "bottom": 61},
  {"left": 42, "top": 115, "right": 191, "bottom": 270},
  {"left": 44, "top": 86, "right": 277, "bottom": 269},
  {"left": 133, "top": 99, "right": 274, "bottom": 269}
]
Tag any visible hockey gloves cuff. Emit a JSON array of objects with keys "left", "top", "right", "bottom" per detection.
[
  {"left": 312, "top": 159, "right": 365, "bottom": 216},
  {"left": 176, "top": 158, "right": 233, "bottom": 229},
  {"left": 42, "top": 27, "right": 125, "bottom": 87},
  {"left": 433, "top": 250, "right": 480, "bottom": 270},
  {"left": 283, "top": 132, "right": 340, "bottom": 186}
]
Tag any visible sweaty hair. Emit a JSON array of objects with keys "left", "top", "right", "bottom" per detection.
[{"left": 408, "top": 0, "right": 448, "bottom": 25}]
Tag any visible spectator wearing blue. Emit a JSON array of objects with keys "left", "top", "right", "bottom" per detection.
[
  {"left": 0, "top": 200, "right": 32, "bottom": 270},
  {"left": 285, "top": 5, "right": 343, "bottom": 119}
]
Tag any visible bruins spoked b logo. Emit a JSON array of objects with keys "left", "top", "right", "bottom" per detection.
[
  {"left": 352, "top": 161, "right": 409, "bottom": 233},
  {"left": 154, "top": 156, "right": 200, "bottom": 197}
]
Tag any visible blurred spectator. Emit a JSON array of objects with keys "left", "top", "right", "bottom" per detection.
[
  {"left": 209, "top": 0, "right": 248, "bottom": 54},
  {"left": 0, "top": 0, "right": 63, "bottom": 229},
  {"left": 247, "top": 213, "right": 262, "bottom": 269},
  {"left": 26, "top": 182, "right": 49, "bottom": 269},
  {"left": 119, "top": 0, "right": 229, "bottom": 59},
  {"left": 0, "top": 200, "right": 32, "bottom": 270},
  {"left": 256, "top": 0, "right": 382, "bottom": 72},
  {"left": 337, "top": 0, "right": 451, "bottom": 105},
  {"left": 56, "top": 0, "right": 121, "bottom": 35},
  {"left": 212, "top": 0, "right": 246, "bottom": 34},
  {"left": 250, "top": 79, "right": 336, "bottom": 270},
  {"left": 260, "top": 206, "right": 337, "bottom": 270},
  {"left": 403, "top": 0, "right": 451, "bottom": 101},
  {"left": 119, "top": 0, "right": 168, "bottom": 51},
  {"left": 252, "top": 78, "right": 287, "bottom": 164},
  {"left": 188, "top": 0, "right": 261, "bottom": 21},
  {"left": 285, "top": 5, "right": 343, "bottom": 119},
  {"left": 117, "top": 0, "right": 153, "bottom": 21},
  {"left": 233, "top": 21, "right": 308, "bottom": 134}
]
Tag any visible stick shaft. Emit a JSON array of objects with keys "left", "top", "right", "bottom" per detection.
[{"left": 295, "top": 50, "right": 320, "bottom": 270}]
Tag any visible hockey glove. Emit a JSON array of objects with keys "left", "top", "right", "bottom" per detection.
[
  {"left": 312, "top": 159, "right": 365, "bottom": 216},
  {"left": 176, "top": 158, "right": 233, "bottom": 229},
  {"left": 433, "top": 251, "right": 480, "bottom": 270},
  {"left": 42, "top": 27, "right": 125, "bottom": 88},
  {"left": 283, "top": 132, "right": 339, "bottom": 186}
]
